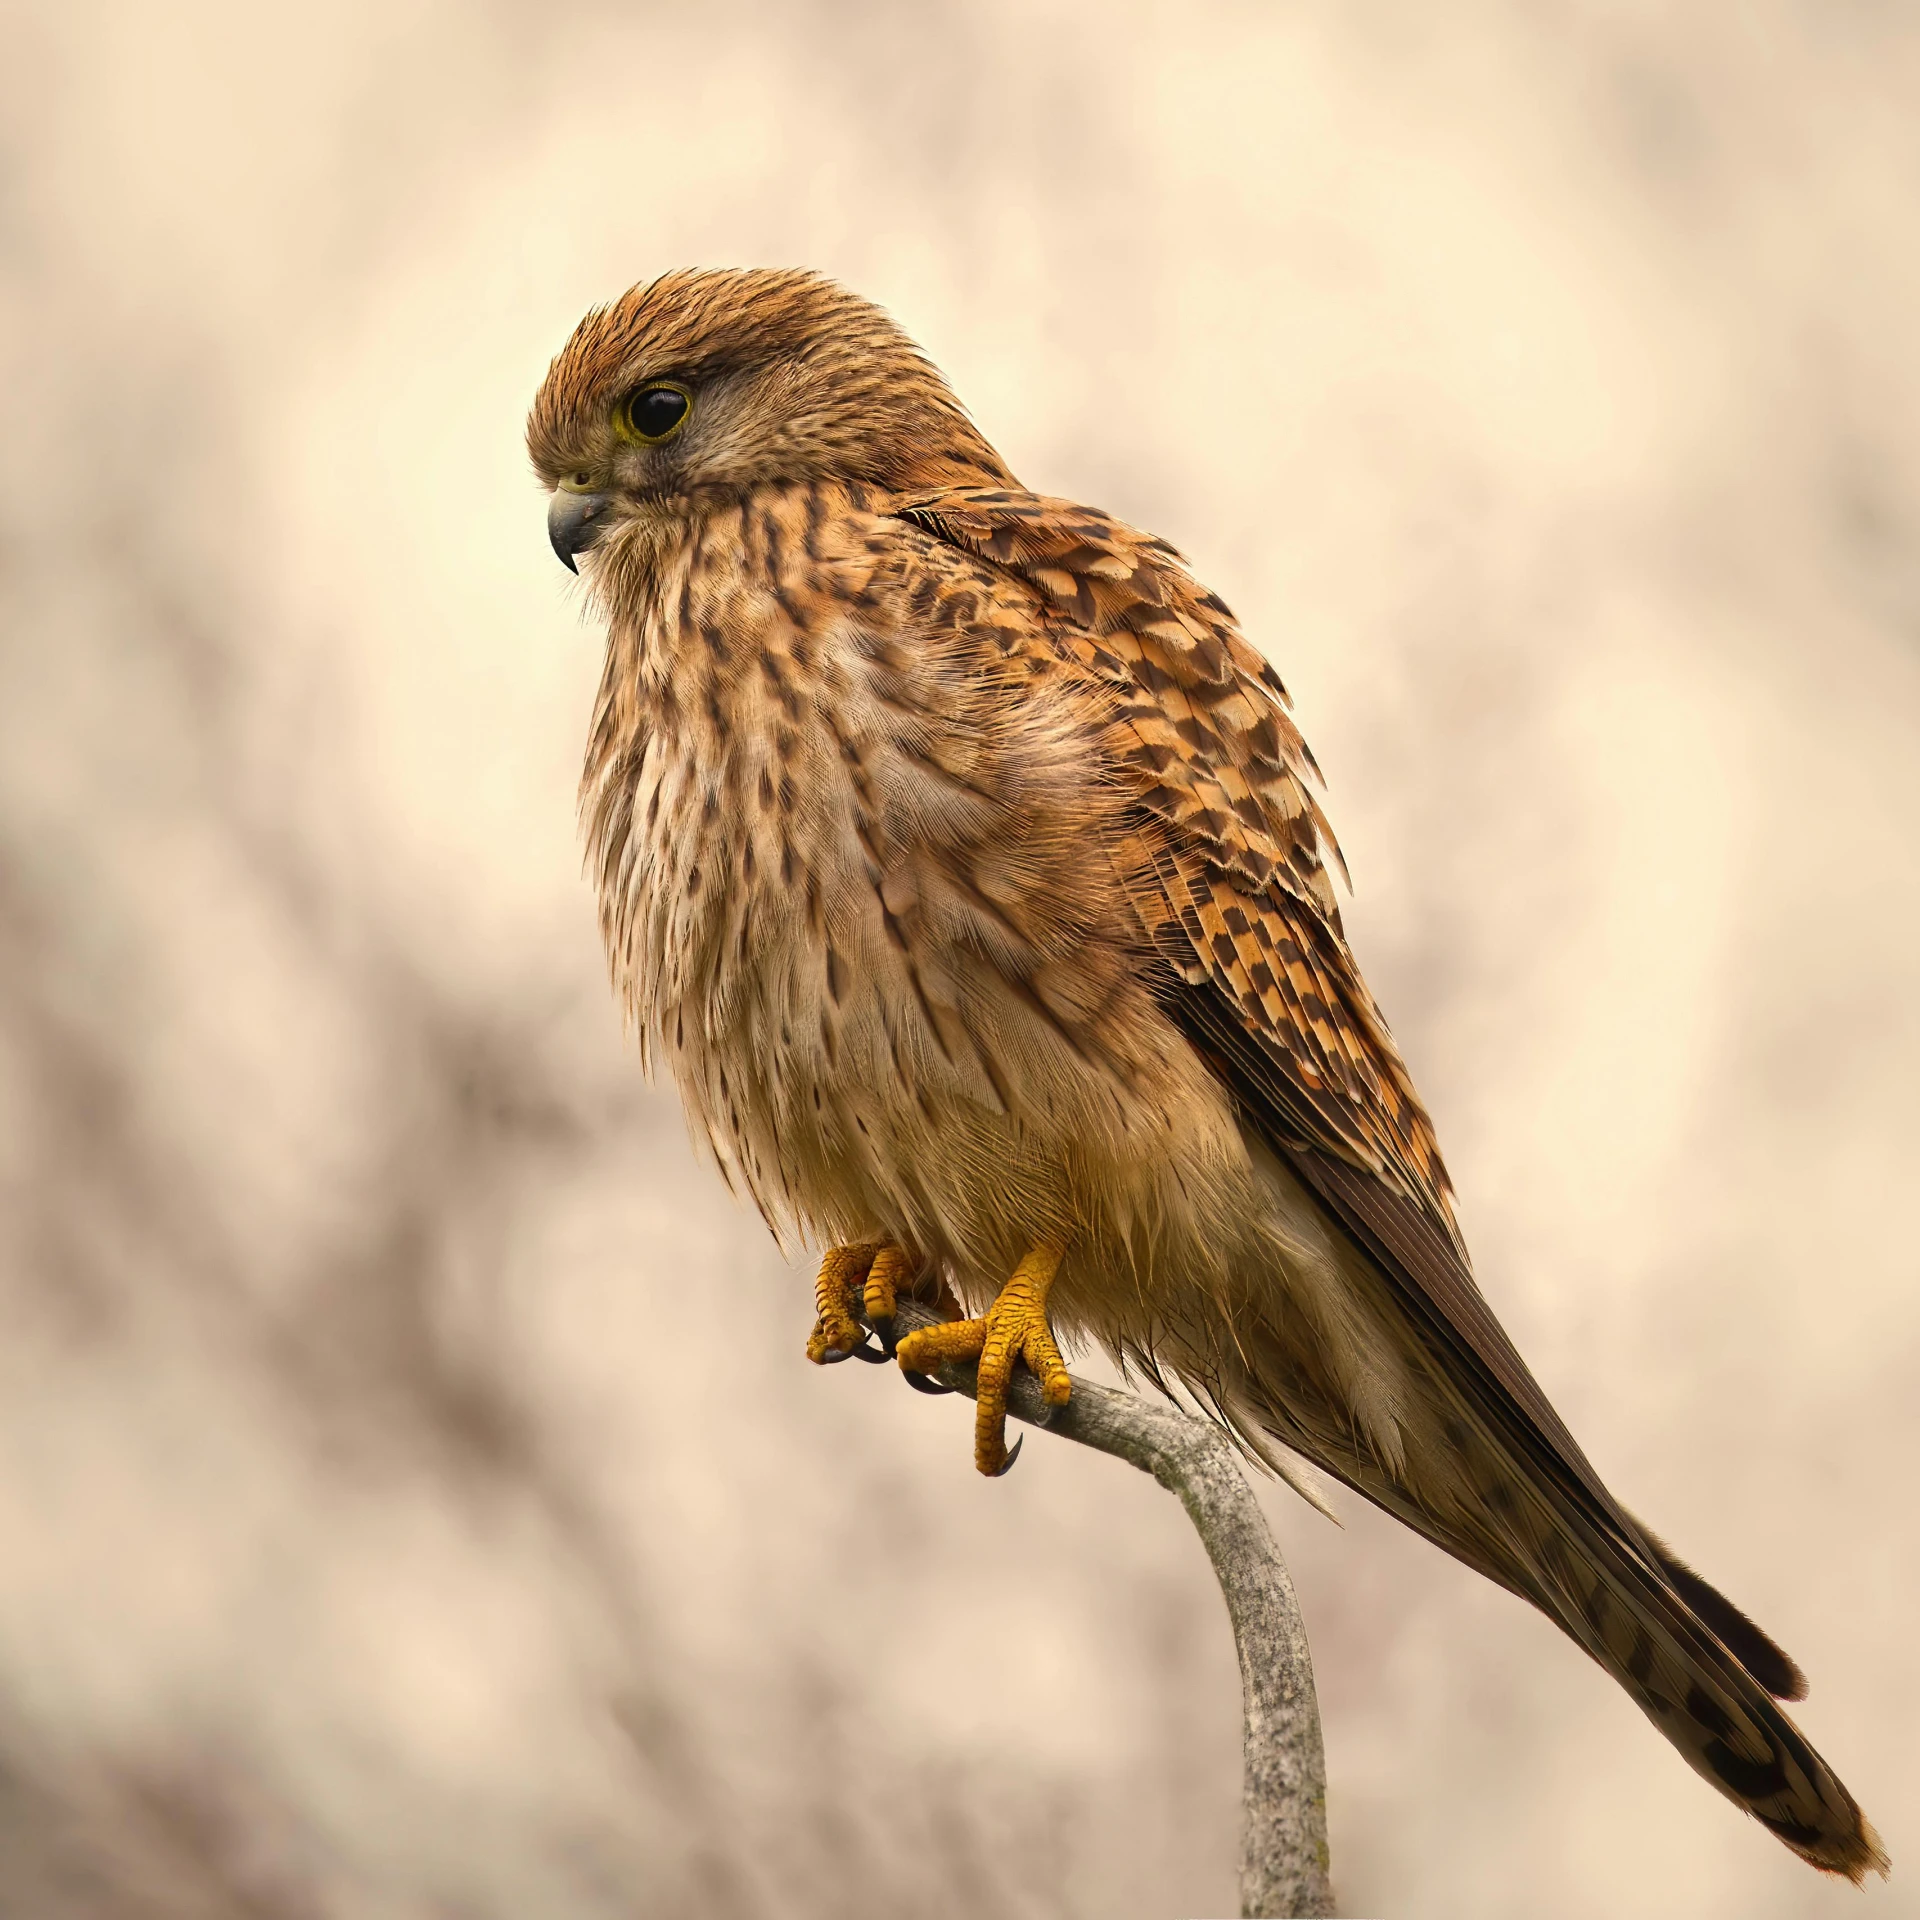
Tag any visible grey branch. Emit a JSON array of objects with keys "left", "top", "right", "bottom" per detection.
[{"left": 859, "top": 1296, "right": 1334, "bottom": 1920}]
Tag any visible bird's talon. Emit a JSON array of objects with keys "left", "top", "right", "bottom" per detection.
[
  {"left": 991, "top": 1433, "right": 1023, "bottom": 1476},
  {"left": 807, "top": 1241, "right": 913, "bottom": 1368},
  {"left": 903, "top": 1368, "right": 956, "bottom": 1396},
  {"left": 892, "top": 1240, "right": 1071, "bottom": 1475}
]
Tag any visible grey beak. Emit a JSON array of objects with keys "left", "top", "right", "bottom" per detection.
[{"left": 548, "top": 489, "right": 612, "bottom": 573}]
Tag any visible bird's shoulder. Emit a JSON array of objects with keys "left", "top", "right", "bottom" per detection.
[{"left": 883, "top": 487, "right": 1340, "bottom": 905}]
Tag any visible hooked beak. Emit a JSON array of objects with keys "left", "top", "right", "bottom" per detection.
[{"left": 547, "top": 488, "right": 612, "bottom": 573}]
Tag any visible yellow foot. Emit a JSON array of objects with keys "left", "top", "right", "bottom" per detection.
[
  {"left": 896, "top": 1242, "right": 1072, "bottom": 1475},
  {"left": 805, "top": 1242, "right": 913, "bottom": 1363}
]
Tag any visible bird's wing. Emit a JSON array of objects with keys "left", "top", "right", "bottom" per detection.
[{"left": 890, "top": 484, "right": 1623, "bottom": 1520}]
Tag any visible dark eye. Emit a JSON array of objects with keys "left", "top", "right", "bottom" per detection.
[{"left": 619, "top": 383, "right": 691, "bottom": 445}]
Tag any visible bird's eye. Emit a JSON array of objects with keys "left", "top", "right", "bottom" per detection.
[{"left": 617, "top": 383, "right": 692, "bottom": 445}]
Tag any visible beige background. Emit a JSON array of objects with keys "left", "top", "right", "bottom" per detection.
[{"left": 1, "top": 3, "right": 1914, "bottom": 1915}]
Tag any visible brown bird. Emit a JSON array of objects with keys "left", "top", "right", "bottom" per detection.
[{"left": 528, "top": 267, "right": 1885, "bottom": 1881}]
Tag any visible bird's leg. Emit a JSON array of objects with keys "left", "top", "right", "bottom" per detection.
[
  {"left": 896, "top": 1240, "right": 1073, "bottom": 1475},
  {"left": 805, "top": 1242, "right": 914, "bottom": 1363}
]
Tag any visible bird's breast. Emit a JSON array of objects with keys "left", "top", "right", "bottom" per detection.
[{"left": 578, "top": 492, "right": 922, "bottom": 1218}]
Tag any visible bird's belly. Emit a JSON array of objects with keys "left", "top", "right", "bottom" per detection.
[
  {"left": 667, "top": 856, "right": 1100, "bottom": 1276},
  {"left": 661, "top": 843, "right": 1262, "bottom": 1329}
]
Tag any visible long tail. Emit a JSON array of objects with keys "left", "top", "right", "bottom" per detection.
[{"left": 1215, "top": 1321, "right": 1888, "bottom": 1880}]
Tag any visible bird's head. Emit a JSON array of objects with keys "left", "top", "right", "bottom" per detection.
[{"left": 527, "top": 268, "right": 1015, "bottom": 572}]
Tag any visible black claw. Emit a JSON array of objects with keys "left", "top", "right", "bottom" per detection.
[
  {"left": 991, "top": 1433, "right": 1024, "bottom": 1476},
  {"left": 902, "top": 1367, "right": 956, "bottom": 1395},
  {"left": 848, "top": 1337, "right": 890, "bottom": 1364},
  {"left": 867, "top": 1314, "right": 898, "bottom": 1357},
  {"left": 821, "top": 1334, "right": 884, "bottom": 1365}
]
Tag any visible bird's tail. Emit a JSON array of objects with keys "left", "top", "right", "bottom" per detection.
[
  {"left": 1514, "top": 1500, "right": 1885, "bottom": 1879},
  {"left": 1220, "top": 1336, "right": 1888, "bottom": 1880}
]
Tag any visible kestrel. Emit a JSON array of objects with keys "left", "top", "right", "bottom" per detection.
[{"left": 528, "top": 269, "right": 1884, "bottom": 1880}]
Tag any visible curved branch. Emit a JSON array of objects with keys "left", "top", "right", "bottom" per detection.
[{"left": 860, "top": 1296, "right": 1334, "bottom": 1920}]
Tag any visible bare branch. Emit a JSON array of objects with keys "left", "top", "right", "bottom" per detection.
[{"left": 858, "top": 1297, "right": 1334, "bottom": 1920}]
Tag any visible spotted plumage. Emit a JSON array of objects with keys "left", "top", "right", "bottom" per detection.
[{"left": 529, "top": 268, "right": 1885, "bottom": 1882}]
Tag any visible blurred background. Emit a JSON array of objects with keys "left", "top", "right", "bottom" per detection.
[{"left": 1, "top": 2, "right": 1915, "bottom": 1915}]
